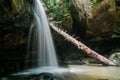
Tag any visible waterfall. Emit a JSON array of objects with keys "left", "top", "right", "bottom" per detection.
[{"left": 26, "top": 0, "right": 58, "bottom": 68}]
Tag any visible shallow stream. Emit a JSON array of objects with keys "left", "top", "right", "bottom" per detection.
[{"left": 2, "top": 65, "right": 120, "bottom": 80}]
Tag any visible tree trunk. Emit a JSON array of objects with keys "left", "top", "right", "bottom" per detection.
[{"left": 50, "top": 23, "right": 117, "bottom": 66}]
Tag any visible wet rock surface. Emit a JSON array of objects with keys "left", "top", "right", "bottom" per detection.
[{"left": 0, "top": 1, "right": 33, "bottom": 76}]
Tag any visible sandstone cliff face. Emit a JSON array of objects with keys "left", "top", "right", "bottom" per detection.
[
  {"left": 0, "top": 0, "right": 32, "bottom": 74},
  {"left": 71, "top": 0, "right": 116, "bottom": 41},
  {"left": 0, "top": 0, "right": 32, "bottom": 49},
  {"left": 87, "top": 0, "right": 116, "bottom": 41}
]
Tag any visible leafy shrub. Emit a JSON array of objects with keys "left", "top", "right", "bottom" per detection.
[{"left": 43, "top": 0, "right": 71, "bottom": 21}]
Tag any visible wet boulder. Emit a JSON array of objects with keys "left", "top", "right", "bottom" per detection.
[{"left": 109, "top": 52, "right": 120, "bottom": 66}]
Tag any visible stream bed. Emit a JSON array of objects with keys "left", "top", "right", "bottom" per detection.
[{"left": 2, "top": 65, "right": 120, "bottom": 80}]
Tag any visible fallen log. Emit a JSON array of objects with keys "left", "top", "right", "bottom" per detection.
[{"left": 50, "top": 23, "right": 117, "bottom": 66}]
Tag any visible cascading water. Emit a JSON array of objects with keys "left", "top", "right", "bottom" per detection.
[
  {"left": 2, "top": 1, "right": 120, "bottom": 80},
  {"left": 27, "top": 0, "right": 58, "bottom": 68}
]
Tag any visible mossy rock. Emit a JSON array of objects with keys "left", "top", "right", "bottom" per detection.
[
  {"left": 87, "top": 0, "right": 116, "bottom": 41},
  {"left": 62, "top": 14, "right": 73, "bottom": 31},
  {"left": 0, "top": 0, "right": 33, "bottom": 49},
  {"left": 0, "top": 0, "right": 30, "bottom": 21}
]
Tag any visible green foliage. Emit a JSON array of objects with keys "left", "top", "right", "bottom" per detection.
[
  {"left": 90, "top": 0, "right": 101, "bottom": 5},
  {"left": 112, "top": 28, "right": 120, "bottom": 38},
  {"left": 43, "top": 0, "right": 71, "bottom": 21},
  {"left": 112, "top": 34, "right": 120, "bottom": 38},
  {"left": 110, "top": 48, "right": 120, "bottom": 54}
]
